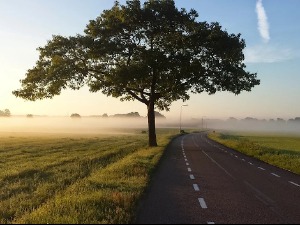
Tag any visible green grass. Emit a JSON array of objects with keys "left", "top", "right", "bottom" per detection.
[
  {"left": 0, "top": 129, "right": 178, "bottom": 224},
  {"left": 208, "top": 131, "right": 300, "bottom": 175}
]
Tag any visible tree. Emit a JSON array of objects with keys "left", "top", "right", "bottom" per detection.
[
  {"left": 0, "top": 109, "right": 11, "bottom": 117},
  {"left": 102, "top": 113, "right": 108, "bottom": 118},
  {"left": 113, "top": 112, "right": 141, "bottom": 118},
  {"left": 70, "top": 113, "right": 81, "bottom": 118},
  {"left": 12, "top": 0, "right": 260, "bottom": 147},
  {"left": 155, "top": 111, "right": 166, "bottom": 119}
]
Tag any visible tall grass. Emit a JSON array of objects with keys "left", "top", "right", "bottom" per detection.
[
  {"left": 0, "top": 129, "right": 177, "bottom": 224},
  {"left": 208, "top": 131, "right": 300, "bottom": 175}
]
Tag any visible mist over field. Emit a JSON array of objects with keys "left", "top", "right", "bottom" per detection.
[
  {"left": 0, "top": 116, "right": 149, "bottom": 134},
  {"left": 0, "top": 116, "right": 182, "bottom": 134},
  {"left": 198, "top": 118, "right": 300, "bottom": 135},
  {"left": 0, "top": 116, "right": 300, "bottom": 135}
]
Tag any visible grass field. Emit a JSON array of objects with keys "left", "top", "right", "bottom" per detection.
[
  {"left": 208, "top": 131, "right": 300, "bottom": 175},
  {"left": 0, "top": 129, "right": 178, "bottom": 224}
]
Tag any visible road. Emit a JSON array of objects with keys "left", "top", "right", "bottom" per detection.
[{"left": 135, "top": 132, "right": 300, "bottom": 224}]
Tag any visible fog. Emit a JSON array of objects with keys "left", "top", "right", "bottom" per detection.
[
  {"left": 0, "top": 116, "right": 300, "bottom": 135},
  {"left": 164, "top": 117, "right": 300, "bottom": 135},
  {"left": 0, "top": 116, "right": 150, "bottom": 134},
  {"left": 0, "top": 116, "right": 180, "bottom": 135},
  {"left": 185, "top": 118, "right": 300, "bottom": 135}
]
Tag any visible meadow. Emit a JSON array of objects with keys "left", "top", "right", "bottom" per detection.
[
  {"left": 208, "top": 131, "right": 300, "bottom": 175},
  {"left": 0, "top": 129, "right": 178, "bottom": 224}
]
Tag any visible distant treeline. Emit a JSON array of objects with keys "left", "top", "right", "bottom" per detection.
[
  {"left": 3, "top": 111, "right": 166, "bottom": 118},
  {"left": 87, "top": 111, "right": 166, "bottom": 119},
  {"left": 226, "top": 117, "right": 300, "bottom": 123},
  {"left": 0, "top": 109, "right": 11, "bottom": 117},
  {"left": 187, "top": 117, "right": 300, "bottom": 133},
  {"left": 82, "top": 115, "right": 297, "bottom": 134}
]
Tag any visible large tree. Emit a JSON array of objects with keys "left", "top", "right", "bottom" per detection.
[{"left": 13, "top": 0, "right": 260, "bottom": 146}]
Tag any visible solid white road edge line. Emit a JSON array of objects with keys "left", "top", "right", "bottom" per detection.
[
  {"left": 271, "top": 173, "right": 280, "bottom": 178},
  {"left": 289, "top": 181, "right": 300, "bottom": 187}
]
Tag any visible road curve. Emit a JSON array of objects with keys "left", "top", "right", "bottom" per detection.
[{"left": 135, "top": 132, "right": 300, "bottom": 224}]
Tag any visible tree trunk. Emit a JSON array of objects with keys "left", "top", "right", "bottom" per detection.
[{"left": 147, "top": 100, "right": 158, "bottom": 147}]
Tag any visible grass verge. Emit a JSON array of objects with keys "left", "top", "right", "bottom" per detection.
[{"left": 208, "top": 131, "right": 300, "bottom": 175}]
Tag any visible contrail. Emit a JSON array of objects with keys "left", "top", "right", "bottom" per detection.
[{"left": 256, "top": 0, "right": 270, "bottom": 43}]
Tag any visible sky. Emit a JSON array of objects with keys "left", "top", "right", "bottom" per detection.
[{"left": 1, "top": 0, "right": 300, "bottom": 121}]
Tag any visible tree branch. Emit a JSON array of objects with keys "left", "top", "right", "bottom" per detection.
[{"left": 126, "top": 88, "right": 148, "bottom": 104}]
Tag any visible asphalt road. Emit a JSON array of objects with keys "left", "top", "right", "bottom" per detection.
[{"left": 135, "top": 132, "right": 300, "bottom": 224}]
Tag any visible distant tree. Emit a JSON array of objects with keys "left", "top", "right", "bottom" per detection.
[
  {"left": 70, "top": 113, "right": 81, "bottom": 118},
  {"left": 276, "top": 118, "right": 285, "bottom": 123},
  {"left": 295, "top": 117, "right": 300, "bottom": 122},
  {"left": 4, "top": 109, "right": 11, "bottom": 116},
  {"left": 0, "top": 109, "right": 11, "bottom": 117},
  {"left": 127, "top": 112, "right": 141, "bottom": 117},
  {"left": 12, "top": 0, "right": 260, "bottom": 146},
  {"left": 26, "top": 114, "right": 33, "bottom": 118},
  {"left": 155, "top": 111, "right": 166, "bottom": 119},
  {"left": 102, "top": 113, "right": 108, "bottom": 118},
  {"left": 113, "top": 112, "right": 141, "bottom": 118}
]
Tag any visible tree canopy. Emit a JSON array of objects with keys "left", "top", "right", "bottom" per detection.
[
  {"left": 70, "top": 113, "right": 81, "bottom": 118},
  {"left": 0, "top": 109, "right": 11, "bottom": 117},
  {"left": 13, "top": 0, "right": 260, "bottom": 146}
]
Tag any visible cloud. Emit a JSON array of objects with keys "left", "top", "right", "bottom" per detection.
[
  {"left": 244, "top": 45, "right": 294, "bottom": 63},
  {"left": 256, "top": 0, "right": 270, "bottom": 43}
]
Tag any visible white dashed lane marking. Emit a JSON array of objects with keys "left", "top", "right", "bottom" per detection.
[
  {"left": 186, "top": 162, "right": 189, "bottom": 166},
  {"left": 198, "top": 198, "right": 208, "bottom": 209},
  {"left": 188, "top": 168, "right": 192, "bottom": 172},
  {"left": 190, "top": 174, "right": 195, "bottom": 180},
  {"left": 199, "top": 134, "right": 300, "bottom": 199},
  {"left": 193, "top": 184, "right": 200, "bottom": 191}
]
